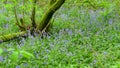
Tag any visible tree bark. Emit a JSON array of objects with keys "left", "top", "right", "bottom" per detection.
[
  {"left": 0, "top": 31, "right": 26, "bottom": 43},
  {"left": 37, "top": 0, "right": 65, "bottom": 31}
]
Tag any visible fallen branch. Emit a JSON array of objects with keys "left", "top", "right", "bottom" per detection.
[{"left": 0, "top": 31, "right": 26, "bottom": 43}]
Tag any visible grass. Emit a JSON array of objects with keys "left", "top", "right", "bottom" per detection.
[{"left": 0, "top": 0, "right": 120, "bottom": 68}]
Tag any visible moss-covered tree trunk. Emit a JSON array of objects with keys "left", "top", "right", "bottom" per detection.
[
  {"left": 37, "top": 0, "right": 65, "bottom": 31},
  {"left": 0, "top": 0, "right": 65, "bottom": 43}
]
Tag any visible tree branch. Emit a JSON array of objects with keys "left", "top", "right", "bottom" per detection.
[
  {"left": 0, "top": 31, "right": 27, "bottom": 43},
  {"left": 37, "top": 0, "right": 65, "bottom": 31},
  {"left": 14, "top": 5, "right": 26, "bottom": 31},
  {"left": 31, "top": 0, "right": 37, "bottom": 28}
]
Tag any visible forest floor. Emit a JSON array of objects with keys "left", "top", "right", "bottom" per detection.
[{"left": 0, "top": 0, "right": 120, "bottom": 68}]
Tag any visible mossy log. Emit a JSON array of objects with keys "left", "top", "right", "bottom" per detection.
[{"left": 0, "top": 31, "right": 26, "bottom": 43}]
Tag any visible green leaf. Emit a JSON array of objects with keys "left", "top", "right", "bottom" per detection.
[
  {"left": 0, "top": 48, "right": 3, "bottom": 55},
  {"left": 7, "top": 48, "right": 14, "bottom": 51},
  {"left": 11, "top": 51, "right": 19, "bottom": 61},
  {"left": 20, "top": 50, "right": 35, "bottom": 59}
]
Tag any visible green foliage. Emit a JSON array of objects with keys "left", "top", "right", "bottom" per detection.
[
  {"left": 20, "top": 50, "right": 35, "bottom": 59},
  {"left": 0, "top": 48, "right": 3, "bottom": 55},
  {"left": 11, "top": 51, "right": 19, "bottom": 61},
  {"left": 0, "top": 47, "right": 34, "bottom": 63},
  {"left": 0, "top": 0, "right": 120, "bottom": 68}
]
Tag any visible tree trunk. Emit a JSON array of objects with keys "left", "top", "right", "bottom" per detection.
[
  {"left": 37, "top": 0, "right": 65, "bottom": 31},
  {"left": 0, "top": 0, "right": 65, "bottom": 43}
]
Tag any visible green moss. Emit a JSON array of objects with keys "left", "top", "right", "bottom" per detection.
[
  {"left": 37, "top": 0, "right": 65, "bottom": 31},
  {"left": 0, "top": 31, "right": 26, "bottom": 42}
]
